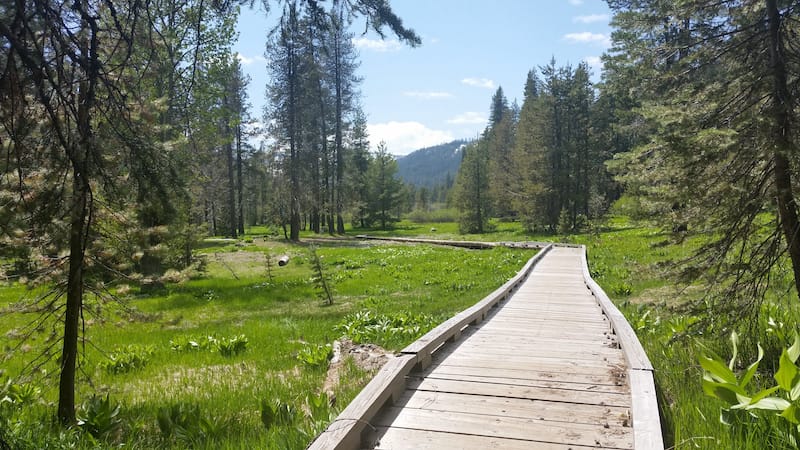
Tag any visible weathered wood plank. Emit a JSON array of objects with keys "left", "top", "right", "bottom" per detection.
[
  {"left": 416, "top": 372, "right": 629, "bottom": 394},
  {"left": 392, "top": 389, "right": 632, "bottom": 425},
  {"left": 371, "top": 407, "right": 634, "bottom": 449},
  {"left": 630, "top": 369, "right": 665, "bottom": 450},
  {"left": 370, "top": 427, "right": 613, "bottom": 450},
  {"left": 428, "top": 363, "right": 627, "bottom": 387},
  {"left": 408, "top": 377, "right": 632, "bottom": 408},
  {"left": 579, "top": 247, "right": 652, "bottom": 371},
  {"left": 435, "top": 354, "right": 627, "bottom": 376}
]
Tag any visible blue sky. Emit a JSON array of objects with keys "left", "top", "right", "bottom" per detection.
[{"left": 234, "top": 0, "right": 613, "bottom": 155}]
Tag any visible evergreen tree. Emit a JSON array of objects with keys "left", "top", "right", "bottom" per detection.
[
  {"left": 606, "top": 0, "right": 800, "bottom": 311},
  {"left": 454, "top": 140, "right": 492, "bottom": 233},
  {"left": 366, "top": 142, "right": 403, "bottom": 230}
]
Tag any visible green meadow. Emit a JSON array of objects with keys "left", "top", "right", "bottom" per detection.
[{"left": 3, "top": 218, "right": 799, "bottom": 448}]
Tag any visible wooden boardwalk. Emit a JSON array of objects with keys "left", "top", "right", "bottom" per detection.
[{"left": 309, "top": 245, "right": 663, "bottom": 450}]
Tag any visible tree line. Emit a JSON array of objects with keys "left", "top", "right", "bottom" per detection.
[
  {"left": 454, "top": 60, "right": 618, "bottom": 234},
  {"left": 453, "top": 0, "right": 800, "bottom": 317},
  {"left": 0, "top": 0, "right": 417, "bottom": 426}
]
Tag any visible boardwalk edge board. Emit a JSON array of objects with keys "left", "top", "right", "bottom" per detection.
[
  {"left": 580, "top": 245, "right": 665, "bottom": 450},
  {"left": 307, "top": 244, "right": 554, "bottom": 450}
]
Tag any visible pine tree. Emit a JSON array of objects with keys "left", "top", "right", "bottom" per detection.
[
  {"left": 606, "top": 0, "right": 800, "bottom": 312},
  {"left": 366, "top": 142, "right": 403, "bottom": 230},
  {"left": 454, "top": 140, "right": 492, "bottom": 233}
]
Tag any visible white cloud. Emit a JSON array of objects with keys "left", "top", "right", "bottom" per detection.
[
  {"left": 573, "top": 14, "right": 609, "bottom": 24},
  {"left": 564, "top": 32, "right": 612, "bottom": 48},
  {"left": 237, "top": 53, "right": 266, "bottom": 65},
  {"left": 368, "top": 121, "right": 454, "bottom": 156},
  {"left": 403, "top": 91, "right": 454, "bottom": 100},
  {"left": 568, "top": 0, "right": 584, "bottom": 5},
  {"left": 352, "top": 37, "right": 403, "bottom": 52},
  {"left": 461, "top": 77, "right": 496, "bottom": 89},
  {"left": 446, "top": 112, "right": 486, "bottom": 125}
]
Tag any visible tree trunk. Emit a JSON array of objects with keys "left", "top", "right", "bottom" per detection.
[
  {"left": 767, "top": 0, "right": 800, "bottom": 300},
  {"left": 225, "top": 137, "right": 237, "bottom": 238},
  {"left": 236, "top": 123, "right": 245, "bottom": 235},
  {"left": 58, "top": 168, "right": 89, "bottom": 426}
]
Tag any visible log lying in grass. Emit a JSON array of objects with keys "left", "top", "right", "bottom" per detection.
[{"left": 278, "top": 255, "right": 290, "bottom": 266}]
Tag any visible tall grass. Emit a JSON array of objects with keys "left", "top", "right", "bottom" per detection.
[{"left": 0, "top": 238, "right": 531, "bottom": 449}]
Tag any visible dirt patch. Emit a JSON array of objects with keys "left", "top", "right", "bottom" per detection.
[{"left": 322, "top": 339, "right": 394, "bottom": 396}]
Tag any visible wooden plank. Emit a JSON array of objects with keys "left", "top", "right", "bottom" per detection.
[
  {"left": 435, "top": 354, "right": 628, "bottom": 378},
  {"left": 393, "top": 389, "right": 632, "bottom": 426},
  {"left": 429, "top": 363, "right": 627, "bottom": 386},
  {"left": 306, "top": 354, "right": 416, "bottom": 450},
  {"left": 416, "top": 372, "right": 629, "bottom": 394},
  {"left": 370, "top": 427, "right": 613, "bottom": 450},
  {"left": 458, "top": 334, "right": 618, "bottom": 349},
  {"left": 434, "top": 350, "right": 626, "bottom": 372},
  {"left": 408, "top": 377, "right": 631, "bottom": 408},
  {"left": 450, "top": 345, "right": 625, "bottom": 363},
  {"left": 372, "top": 407, "right": 634, "bottom": 449},
  {"left": 630, "top": 369, "right": 665, "bottom": 450}
]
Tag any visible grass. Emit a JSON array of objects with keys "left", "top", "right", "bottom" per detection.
[
  {"left": 0, "top": 237, "right": 532, "bottom": 449},
  {"left": 3, "top": 215, "right": 797, "bottom": 449}
]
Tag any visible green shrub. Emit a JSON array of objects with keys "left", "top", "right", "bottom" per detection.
[
  {"left": 77, "top": 394, "right": 122, "bottom": 439},
  {"left": 297, "top": 343, "right": 332, "bottom": 368},
  {"left": 216, "top": 334, "right": 248, "bottom": 357},
  {"left": 170, "top": 334, "right": 248, "bottom": 356},
  {"left": 99, "top": 345, "right": 154, "bottom": 374},
  {"left": 335, "top": 310, "right": 440, "bottom": 347}
]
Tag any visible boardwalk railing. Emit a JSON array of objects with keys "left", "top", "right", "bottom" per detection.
[
  {"left": 580, "top": 248, "right": 664, "bottom": 449},
  {"left": 308, "top": 243, "right": 664, "bottom": 450}
]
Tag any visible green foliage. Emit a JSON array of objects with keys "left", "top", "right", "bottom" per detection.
[
  {"left": 170, "top": 333, "right": 248, "bottom": 357},
  {"left": 1, "top": 380, "right": 41, "bottom": 408},
  {"left": 215, "top": 334, "right": 249, "bottom": 357},
  {"left": 99, "top": 345, "right": 155, "bottom": 375},
  {"left": 336, "top": 310, "right": 439, "bottom": 348},
  {"left": 260, "top": 398, "right": 297, "bottom": 430},
  {"left": 701, "top": 333, "right": 800, "bottom": 447},
  {"left": 77, "top": 395, "right": 122, "bottom": 439},
  {"left": 0, "top": 236, "right": 531, "bottom": 447},
  {"left": 157, "top": 402, "right": 228, "bottom": 446},
  {"left": 169, "top": 335, "right": 217, "bottom": 352},
  {"left": 297, "top": 343, "right": 333, "bottom": 368}
]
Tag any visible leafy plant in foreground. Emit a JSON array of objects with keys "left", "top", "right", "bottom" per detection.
[
  {"left": 77, "top": 395, "right": 122, "bottom": 439},
  {"left": 216, "top": 334, "right": 249, "bottom": 357},
  {"left": 701, "top": 332, "right": 800, "bottom": 444},
  {"left": 260, "top": 398, "right": 297, "bottom": 430},
  {"left": 157, "top": 402, "right": 227, "bottom": 446},
  {"left": 297, "top": 343, "right": 333, "bottom": 368}
]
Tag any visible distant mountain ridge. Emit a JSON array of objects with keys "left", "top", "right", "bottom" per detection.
[{"left": 396, "top": 139, "right": 468, "bottom": 188}]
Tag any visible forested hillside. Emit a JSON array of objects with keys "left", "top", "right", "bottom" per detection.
[{"left": 396, "top": 139, "right": 467, "bottom": 188}]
